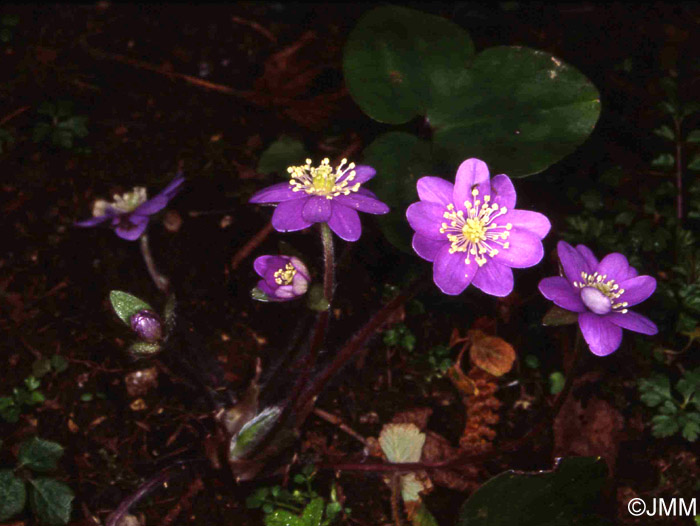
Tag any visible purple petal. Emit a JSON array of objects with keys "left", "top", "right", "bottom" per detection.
[
  {"left": 250, "top": 182, "right": 302, "bottom": 204},
  {"left": 302, "top": 196, "right": 333, "bottom": 222},
  {"left": 327, "top": 202, "right": 361, "bottom": 242},
  {"left": 357, "top": 187, "right": 379, "bottom": 199},
  {"left": 416, "top": 176, "right": 454, "bottom": 206},
  {"left": 618, "top": 275, "right": 656, "bottom": 306},
  {"left": 338, "top": 165, "right": 375, "bottom": 185},
  {"left": 114, "top": 215, "right": 149, "bottom": 241},
  {"left": 134, "top": 175, "right": 185, "bottom": 215},
  {"left": 472, "top": 261, "right": 514, "bottom": 297},
  {"left": 492, "top": 228, "right": 544, "bottom": 268},
  {"left": 595, "top": 253, "right": 630, "bottom": 283},
  {"left": 578, "top": 312, "right": 623, "bottom": 356},
  {"left": 606, "top": 311, "right": 658, "bottom": 335},
  {"left": 432, "top": 244, "right": 476, "bottom": 295},
  {"left": 289, "top": 256, "right": 310, "bottom": 282},
  {"left": 501, "top": 209, "right": 551, "bottom": 239},
  {"left": 575, "top": 245, "right": 599, "bottom": 271},
  {"left": 253, "top": 255, "right": 289, "bottom": 278},
  {"left": 406, "top": 201, "right": 446, "bottom": 240},
  {"left": 557, "top": 241, "right": 590, "bottom": 285},
  {"left": 412, "top": 233, "right": 445, "bottom": 262},
  {"left": 538, "top": 276, "right": 587, "bottom": 312},
  {"left": 257, "top": 280, "right": 285, "bottom": 302},
  {"left": 453, "top": 158, "right": 491, "bottom": 210},
  {"left": 334, "top": 193, "right": 390, "bottom": 215},
  {"left": 490, "top": 174, "right": 516, "bottom": 209},
  {"left": 625, "top": 266, "right": 639, "bottom": 279},
  {"left": 75, "top": 214, "right": 112, "bottom": 227},
  {"left": 271, "top": 198, "right": 313, "bottom": 232}
]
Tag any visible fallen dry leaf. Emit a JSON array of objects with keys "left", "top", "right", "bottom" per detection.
[{"left": 469, "top": 330, "right": 516, "bottom": 377}]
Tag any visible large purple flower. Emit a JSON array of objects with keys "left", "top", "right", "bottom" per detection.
[
  {"left": 248, "top": 158, "right": 389, "bottom": 242},
  {"left": 538, "top": 241, "right": 658, "bottom": 356},
  {"left": 406, "top": 158, "right": 551, "bottom": 297},
  {"left": 253, "top": 255, "right": 310, "bottom": 302},
  {"left": 76, "top": 173, "right": 185, "bottom": 240}
]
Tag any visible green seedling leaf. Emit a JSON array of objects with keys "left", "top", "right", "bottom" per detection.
[
  {"left": 128, "top": 341, "right": 162, "bottom": 357},
  {"left": 344, "top": 5, "right": 475, "bottom": 124},
  {"left": 457, "top": 457, "right": 609, "bottom": 526},
  {"left": 29, "top": 478, "right": 74, "bottom": 525},
  {"left": 257, "top": 136, "right": 309, "bottom": 177},
  {"left": 264, "top": 510, "right": 304, "bottom": 526},
  {"left": 412, "top": 504, "right": 439, "bottom": 526},
  {"left": 251, "top": 287, "right": 271, "bottom": 302},
  {"left": 109, "top": 290, "right": 154, "bottom": 326},
  {"left": 19, "top": 438, "right": 64, "bottom": 472},
  {"left": 25, "top": 376, "right": 41, "bottom": 391},
  {"left": 549, "top": 372, "right": 566, "bottom": 395},
  {"left": 379, "top": 423, "right": 425, "bottom": 463},
  {"left": 0, "top": 470, "right": 26, "bottom": 521},
  {"left": 301, "top": 497, "right": 324, "bottom": 526},
  {"left": 306, "top": 284, "right": 330, "bottom": 312},
  {"left": 229, "top": 406, "right": 282, "bottom": 461}
]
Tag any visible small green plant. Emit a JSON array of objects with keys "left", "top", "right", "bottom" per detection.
[
  {"left": 246, "top": 465, "right": 349, "bottom": 526},
  {"left": 383, "top": 323, "right": 416, "bottom": 352},
  {"left": 0, "top": 437, "right": 74, "bottom": 524},
  {"left": 0, "top": 14, "right": 19, "bottom": 43},
  {"left": 0, "top": 355, "right": 67, "bottom": 423},
  {"left": 32, "top": 101, "right": 88, "bottom": 149},
  {"left": 638, "top": 367, "right": 700, "bottom": 441}
]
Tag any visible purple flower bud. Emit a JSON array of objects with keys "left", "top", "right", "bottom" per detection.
[
  {"left": 253, "top": 255, "right": 310, "bottom": 302},
  {"left": 130, "top": 310, "right": 163, "bottom": 342}
]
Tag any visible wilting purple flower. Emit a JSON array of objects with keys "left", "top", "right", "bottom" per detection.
[
  {"left": 249, "top": 158, "right": 389, "bottom": 242},
  {"left": 130, "top": 309, "right": 163, "bottom": 342},
  {"left": 406, "top": 158, "right": 550, "bottom": 297},
  {"left": 76, "top": 173, "right": 185, "bottom": 240},
  {"left": 253, "top": 255, "right": 310, "bottom": 302},
  {"left": 538, "top": 241, "right": 658, "bottom": 356}
]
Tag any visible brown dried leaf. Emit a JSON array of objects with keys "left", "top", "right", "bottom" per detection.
[{"left": 469, "top": 330, "right": 515, "bottom": 377}]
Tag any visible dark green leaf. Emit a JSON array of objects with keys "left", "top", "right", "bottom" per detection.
[
  {"left": 344, "top": 6, "right": 474, "bottom": 124},
  {"left": 457, "top": 457, "right": 609, "bottom": 526},
  {"left": 18, "top": 438, "right": 64, "bottom": 473},
  {"left": 306, "top": 284, "right": 330, "bottom": 312},
  {"left": 680, "top": 413, "right": 700, "bottom": 442},
  {"left": 229, "top": 406, "right": 282, "bottom": 461},
  {"left": 653, "top": 125, "right": 675, "bottom": 141},
  {"left": 0, "top": 470, "right": 26, "bottom": 521},
  {"left": 651, "top": 414, "right": 679, "bottom": 437},
  {"left": 638, "top": 375, "right": 673, "bottom": 407},
  {"left": 32, "top": 358, "right": 52, "bottom": 378},
  {"left": 50, "top": 355, "right": 68, "bottom": 373},
  {"left": 651, "top": 153, "right": 674, "bottom": 169},
  {"left": 257, "top": 136, "right": 308, "bottom": 177},
  {"left": 109, "top": 290, "right": 154, "bottom": 326},
  {"left": 432, "top": 46, "right": 601, "bottom": 177},
  {"left": 29, "top": 478, "right": 74, "bottom": 525},
  {"left": 412, "top": 504, "right": 439, "bottom": 526},
  {"left": 542, "top": 306, "right": 579, "bottom": 326}
]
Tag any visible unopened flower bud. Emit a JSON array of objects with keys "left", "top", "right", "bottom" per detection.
[{"left": 130, "top": 310, "right": 163, "bottom": 342}]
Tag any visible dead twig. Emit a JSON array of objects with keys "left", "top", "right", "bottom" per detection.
[{"left": 313, "top": 408, "right": 368, "bottom": 447}]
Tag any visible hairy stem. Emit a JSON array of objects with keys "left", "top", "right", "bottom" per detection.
[
  {"left": 140, "top": 233, "right": 170, "bottom": 293},
  {"left": 673, "top": 116, "right": 684, "bottom": 225},
  {"left": 390, "top": 473, "right": 405, "bottom": 526}
]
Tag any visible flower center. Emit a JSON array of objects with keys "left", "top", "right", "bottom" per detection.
[
  {"left": 573, "top": 271, "right": 628, "bottom": 314},
  {"left": 439, "top": 189, "right": 512, "bottom": 271},
  {"left": 94, "top": 187, "right": 147, "bottom": 216},
  {"left": 288, "top": 158, "right": 361, "bottom": 199},
  {"left": 274, "top": 263, "right": 297, "bottom": 285}
]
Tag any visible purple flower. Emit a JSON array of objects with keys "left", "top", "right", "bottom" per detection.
[
  {"left": 76, "top": 173, "right": 185, "bottom": 240},
  {"left": 130, "top": 310, "right": 163, "bottom": 342},
  {"left": 406, "top": 158, "right": 551, "bottom": 297},
  {"left": 249, "top": 158, "right": 389, "bottom": 242},
  {"left": 538, "top": 241, "right": 658, "bottom": 356},
  {"left": 253, "top": 255, "right": 310, "bottom": 302}
]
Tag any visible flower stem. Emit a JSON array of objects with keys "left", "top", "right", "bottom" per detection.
[
  {"left": 390, "top": 473, "right": 405, "bottom": 526},
  {"left": 320, "top": 222, "right": 335, "bottom": 302},
  {"left": 139, "top": 233, "right": 170, "bottom": 293}
]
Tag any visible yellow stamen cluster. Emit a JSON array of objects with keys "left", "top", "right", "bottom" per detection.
[
  {"left": 573, "top": 271, "right": 629, "bottom": 313},
  {"left": 93, "top": 187, "right": 147, "bottom": 216},
  {"left": 274, "top": 263, "right": 297, "bottom": 286},
  {"left": 288, "top": 158, "right": 361, "bottom": 199},
  {"left": 439, "top": 189, "right": 512, "bottom": 274}
]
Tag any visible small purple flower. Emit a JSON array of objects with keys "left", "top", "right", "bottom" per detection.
[
  {"left": 538, "top": 241, "right": 658, "bottom": 356},
  {"left": 76, "top": 173, "right": 185, "bottom": 240},
  {"left": 249, "top": 158, "right": 389, "bottom": 242},
  {"left": 406, "top": 158, "right": 551, "bottom": 297},
  {"left": 130, "top": 309, "right": 163, "bottom": 342},
  {"left": 253, "top": 255, "right": 310, "bottom": 302}
]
